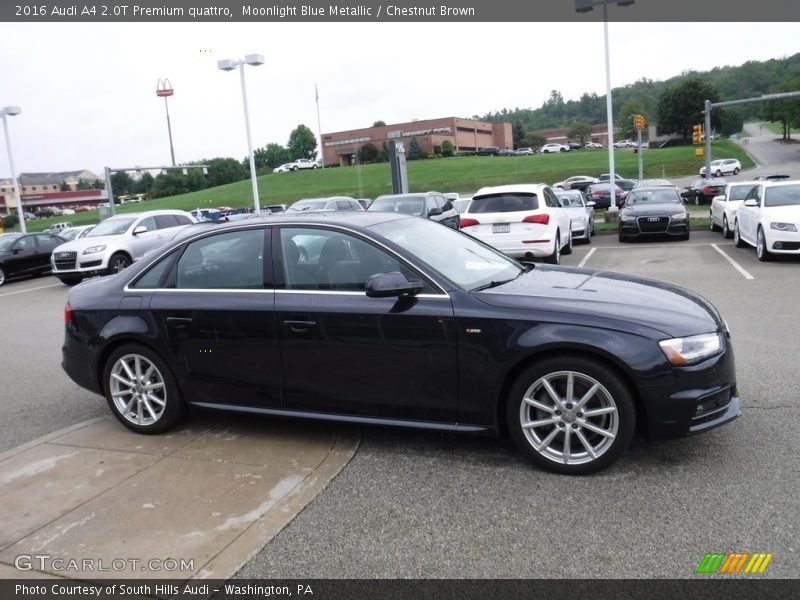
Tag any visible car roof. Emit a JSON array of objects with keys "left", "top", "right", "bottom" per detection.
[
  {"left": 756, "top": 180, "right": 800, "bottom": 188},
  {"left": 105, "top": 209, "right": 191, "bottom": 219},
  {"left": 474, "top": 183, "right": 549, "bottom": 196}
]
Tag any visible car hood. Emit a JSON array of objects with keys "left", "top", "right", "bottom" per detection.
[
  {"left": 564, "top": 207, "right": 589, "bottom": 218},
  {"left": 622, "top": 203, "right": 686, "bottom": 217},
  {"left": 53, "top": 234, "right": 125, "bottom": 253},
  {"left": 763, "top": 205, "right": 800, "bottom": 221},
  {"left": 473, "top": 265, "right": 723, "bottom": 338}
]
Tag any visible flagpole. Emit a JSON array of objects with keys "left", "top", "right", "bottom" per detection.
[{"left": 315, "top": 83, "right": 325, "bottom": 168}]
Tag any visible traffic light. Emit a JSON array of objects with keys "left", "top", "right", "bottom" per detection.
[
  {"left": 634, "top": 114, "right": 646, "bottom": 130},
  {"left": 692, "top": 124, "right": 704, "bottom": 144}
]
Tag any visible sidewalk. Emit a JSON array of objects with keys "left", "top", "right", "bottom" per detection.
[{"left": 0, "top": 413, "right": 358, "bottom": 580}]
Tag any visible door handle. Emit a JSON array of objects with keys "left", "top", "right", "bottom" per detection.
[
  {"left": 166, "top": 316, "right": 193, "bottom": 329},
  {"left": 283, "top": 320, "right": 316, "bottom": 333}
]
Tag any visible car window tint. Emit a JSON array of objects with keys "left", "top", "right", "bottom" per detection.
[
  {"left": 14, "top": 235, "right": 34, "bottom": 250},
  {"left": 155, "top": 215, "right": 180, "bottom": 229},
  {"left": 729, "top": 185, "right": 754, "bottom": 201},
  {"left": 433, "top": 194, "right": 448, "bottom": 210},
  {"left": 138, "top": 216, "right": 157, "bottom": 232},
  {"left": 764, "top": 184, "right": 800, "bottom": 207},
  {"left": 469, "top": 193, "right": 538, "bottom": 213},
  {"left": 131, "top": 250, "right": 178, "bottom": 289},
  {"left": 176, "top": 229, "right": 265, "bottom": 289},
  {"left": 280, "top": 227, "right": 423, "bottom": 292},
  {"left": 174, "top": 215, "right": 193, "bottom": 226},
  {"left": 426, "top": 196, "right": 438, "bottom": 213}
]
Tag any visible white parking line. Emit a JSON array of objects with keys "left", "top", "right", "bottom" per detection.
[
  {"left": 711, "top": 244, "right": 755, "bottom": 280},
  {"left": 0, "top": 283, "right": 63, "bottom": 297},
  {"left": 578, "top": 247, "right": 596, "bottom": 268}
]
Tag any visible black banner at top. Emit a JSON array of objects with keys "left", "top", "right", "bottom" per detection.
[{"left": 2, "top": 0, "right": 800, "bottom": 22}]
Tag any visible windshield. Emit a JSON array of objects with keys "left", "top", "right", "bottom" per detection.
[
  {"left": 764, "top": 184, "right": 800, "bottom": 207},
  {"left": 0, "top": 235, "right": 21, "bottom": 252},
  {"left": 369, "top": 196, "right": 425, "bottom": 216},
  {"left": 625, "top": 189, "right": 681, "bottom": 205},
  {"left": 370, "top": 217, "right": 522, "bottom": 291},
  {"left": 86, "top": 217, "right": 136, "bottom": 237},
  {"left": 287, "top": 200, "right": 327, "bottom": 212}
]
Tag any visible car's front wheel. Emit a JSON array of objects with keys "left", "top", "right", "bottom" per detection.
[
  {"left": 108, "top": 253, "right": 131, "bottom": 274},
  {"left": 103, "top": 343, "right": 186, "bottom": 434},
  {"left": 733, "top": 167, "right": 740, "bottom": 175},
  {"left": 0, "top": 266, "right": 6, "bottom": 287},
  {"left": 546, "top": 233, "right": 561, "bottom": 264},
  {"left": 722, "top": 215, "right": 732, "bottom": 239},
  {"left": 756, "top": 227, "right": 772, "bottom": 261},
  {"left": 715, "top": 170, "right": 722, "bottom": 177},
  {"left": 506, "top": 356, "right": 635, "bottom": 475},
  {"left": 734, "top": 221, "right": 747, "bottom": 248}
]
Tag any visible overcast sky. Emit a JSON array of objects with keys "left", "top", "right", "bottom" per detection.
[{"left": 1, "top": 22, "right": 798, "bottom": 177}]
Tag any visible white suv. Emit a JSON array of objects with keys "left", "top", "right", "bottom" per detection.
[
  {"left": 288, "top": 158, "right": 320, "bottom": 171},
  {"left": 51, "top": 210, "right": 195, "bottom": 285}
]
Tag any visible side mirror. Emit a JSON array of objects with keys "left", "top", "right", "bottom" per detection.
[
  {"left": 428, "top": 207, "right": 443, "bottom": 217},
  {"left": 365, "top": 271, "right": 423, "bottom": 298},
  {"left": 11, "top": 246, "right": 22, "bottom": 254},
  {"left": 133, "top": 225, "right": 148, "bottom": 235},
  {"left": 586, "top": 201, "right": 596, "bottom": 207},
  {"left": 743, "top": 199, "right": 758, "bottom": 207}
]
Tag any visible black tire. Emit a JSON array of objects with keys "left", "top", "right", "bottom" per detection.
[
  {"left": 618, "top": 232, "right": 627, "bottom": 243},
  {"left": 506, "top": 355, "right": 635, "bottom": 475},
  {"left": 312, "top": 164, "right": 319, "bottom": 169},
  {"left": 733, "top": 167, "right": 740, "bottom": 175},
  {"left": 546, "top": 233, "right": 561, "bottom": 264},
  {"left": 58, "top": 276, "right": 83, "bottom": 286},
  {"left": 756, "top": 227, "right": 772, "bottom": 262},
  {"left": 0, "top": 266, "right": 5, "bottom": 287},
  {"left": 292, "top": 166, "right": 299, "bottom": 171},
  {"left": 562, "top": 231, "right": 573, "bottom": 255},
  {"left": 681, "top": 231, "right": 691, "bottom": 241},
  {"left": 722, "top": 215, "right": 733, "bottom": 239},
  {"left": 733, "top": 221, "right": 747, "bottom": 248},
  {"left": 102, "top": 343, "right": 186, "bottom": 434},
  {"left": 108, "top": 253, "right": 131, "bottom": 275},
  {"left": 715, "top": 170, "right": 722, "bottom": 177}
]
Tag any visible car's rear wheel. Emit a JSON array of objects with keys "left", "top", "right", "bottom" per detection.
[
  {"left": 722, "top": 215, "right": 732, "bottom": 239},
  {"left": 756, "top": 227, "right": 772, "bottom": 261},
  {"left": 0, "top": 266, "right": 6, "bottom": 287},
  {"left": 733, "top": 167, "right": 740, "bottom": 175},
  {"left": 103, "top": 343, "right": 186, "bottom": 434},
  {"left": 312, "top": 164, "right": 319, "bottom": 169},
  {"left": 546, "top": 233, "right": 561, "bottom": 264},
  {"left": 292, "top": 166, "right": 299, "bottom": 171},
  {"left": 715, "top": 170, "right": 722, "bottom": 177},
  {"left": 108, "top": 253, "right": 131, "bottom": 274},
  {"left": 506, "top": 356, "right": 635, "bottom": 475},
  {"left": 709, "top": 212, "right": 720, "bottom": 232},
  {"left": 734, "top": 221, "right": 747, "bottom": 248}
]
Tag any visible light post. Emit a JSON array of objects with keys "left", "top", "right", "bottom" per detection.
[
  {"left": 218, "top": 54, "right": 264, "bottom": 214},
  {"left": 1, "top": 106, "right": 25, "bottom": 233},
  {"left": 156, "top": 79, "right": 176, "bottom": 166},
  {"left": 575, "top": 0, "right": 634, "bottom": 215}
]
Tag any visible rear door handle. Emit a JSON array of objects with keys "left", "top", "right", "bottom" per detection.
[
  {"left": 283, "top": 320, "right": 316, "bottom": 333},
  {"left": 166, "top": 316, "right": 193, "bottom": 329}
]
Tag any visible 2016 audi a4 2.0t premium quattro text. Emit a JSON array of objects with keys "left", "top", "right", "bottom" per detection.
[{"left": 61, "top": 213, "right": 741, "bottom": 475}]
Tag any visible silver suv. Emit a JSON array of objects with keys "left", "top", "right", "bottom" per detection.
[{"left": 51, "top": 210, "right": 195, "bottom": 285}]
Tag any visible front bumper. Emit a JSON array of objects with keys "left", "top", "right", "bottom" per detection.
[
  {"left": 766, "top": 228, "right": 800, "bottom": 254},
  {"left": 51, "top": 252, "right": 109, "bottom": 278},
  {"left": 620, "top": 216, "right": 689, "bottom": 238}
]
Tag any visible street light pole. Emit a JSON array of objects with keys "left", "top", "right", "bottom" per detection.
[
  {"left": 1, "top": 106, "right": 25, "bottom": 233},
  {"left": 218, "top": 54, "right": 264, "bottom": 214},
  {"left": 156, "top": 79, "right": 176, "bottom": 166}
]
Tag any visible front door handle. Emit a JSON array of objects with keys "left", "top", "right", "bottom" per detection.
[
  {"left": 283, "top": 320, "right": 316, "bottom": 333},
  {"left": 166, "top": 316, "right": 193, "bottom": 329}
]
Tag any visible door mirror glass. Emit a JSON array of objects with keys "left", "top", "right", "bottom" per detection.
[
  {"left": 365, "top": 271, "right": 423, "bottom": 298},
  {"left": 744, "top": 199, "right": 758, "bottom": 207}
]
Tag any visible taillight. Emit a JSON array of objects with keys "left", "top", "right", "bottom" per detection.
[
  {"left": 592, "top": 191, "right": 602, "bottom": 198},
  {"left": 460, "top": 217, "right": 480, "bottom": 228},
  {"left": 702, "top": 186, "right": 715, "bottom": 194},
  {"left": 615, "top": 189, "right": 624, "bottom": 195},
  {"left": 64, "top": 303, "right": 73, "bottom": 325},
  {"left": 523, "top": 214, "right": 550, "bottom": 225}
]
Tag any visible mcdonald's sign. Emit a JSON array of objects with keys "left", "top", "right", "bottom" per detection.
[
  {"left": 156, "top": 78, "right": 174, "bottom": 97},
  {"left": 696, "top": 552, "right": 773, "bottom": 574}
]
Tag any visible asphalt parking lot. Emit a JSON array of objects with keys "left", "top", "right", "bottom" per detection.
[{"left": 0, "top": 229, "right": 798, "bottom": 579}]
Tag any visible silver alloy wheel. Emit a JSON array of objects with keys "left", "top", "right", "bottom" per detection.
[
  {"left": 518, "top": 370, "right": 619, "bottom": 466},
  {"left": 109, "top": 353, "right": 167, "bottom": 426},
  {"left": 0, "top": 266, "right": 5, "bottom": 286},
  {"left": 723, "top": 215, "right": 730, "bottom": 238},
  {"left": 110, "top": 255, "right": 130, "bottom": 273}
]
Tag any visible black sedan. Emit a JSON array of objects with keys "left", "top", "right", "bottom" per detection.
[
  {"left": 619, "top": 187, "right": 690, "bottom": 242},
  {"left": 585, "top": 182, "right": 626, "bottom": 210},
  {"left": 0, "top": 232, "right": 65, "bottom": 286},
  {"left": 61, "top": 213, "right": 740, "bottom": 475},
  {"left": 682, "top": 177, "right": 726, "bottom": 205}
]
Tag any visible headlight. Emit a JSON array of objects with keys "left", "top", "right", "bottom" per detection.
[
  {"left": 659, "top": 332, "right": 722, "bottom": 366},
  {"left": 82, "top": 245, "right": 107, "bottom": 255},
  {"left": 770, "top": 222, "right": 797, "bottom": 232},
  {"left": 620, "top": 214, "right": 636, "bottom": 222},
  {"left": 670, "top": 213, "right": 687, "bottom": 220}
]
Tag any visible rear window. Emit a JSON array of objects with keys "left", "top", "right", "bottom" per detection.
[
  {"left": 729, "top": 185, "right": 755, "bottom": 201},
  {"left": 469, "top": 193, "right": 538, "bottom": 213}
]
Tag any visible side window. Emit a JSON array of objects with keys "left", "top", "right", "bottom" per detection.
[
  {"left": 137, "top": 216, "right": 157, "bottom": 232},
  {"left": 174, "top": 215, "right": 193, "bottom": 226},
  {"left": 434, "top": 194, "right": 451, "bottom": 210},
  {"left": 34, "top": 234, "right": 57, "bottom": 248},
  {"left": 280, "top": 227, "right": 427, "bottom": 292},
  {"left": 336, "top": 200, "right": 351, "bottom": 211},
  {"left": 14, "top": 236, "right": 34, "bottom": 250},
  {"left": 131, "top": 250, "right": 178, "bottom": 289},
  {"left": 175, "top": 229, "right": 266, "bottom": 289},
  {"left": 543, "top": 189, "right": 558, "bottom": 207},
  {"left": 155, "top": 215, "right": 180, "bottom": 229},
  {"left": 426, "top": 196, "right": 438, "bottom": 214}
]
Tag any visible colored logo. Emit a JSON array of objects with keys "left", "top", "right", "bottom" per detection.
[{"left": 696, "top": 552, "right": 773, "bottom": 574}]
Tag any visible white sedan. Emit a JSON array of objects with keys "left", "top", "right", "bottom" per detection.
[
  {"left": 459, "top": 184, "right": 573, "bottom": 264},
  {"left": 540, "top": 143, "right": 568, "bottom": 153},
  {"left": 733, "top": 181, "right": 800, "bottom": 261},
  {"left": 709, "top": 181, "right": 758, "bottom": 238},
  {"left": 273, "top": 163, "right": 292, "bottom": 173},
  {"left": 700, "top": 158, "right": 741, "bottom": 177},
  {"left": 552, "top": 175, "right": 598, "bottom": 190}
]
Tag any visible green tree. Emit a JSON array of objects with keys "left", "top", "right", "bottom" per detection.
[
  {"left": 760, "top": 78, "right": 800, "bottom": 139},
  {"left": 110, "top": 172, "right": 135, "bottom": 196},
  {"left": 408, "top": 136, "right": 423, "bottom": 160},
  {"left": 524, "top": 132, "right": 548, "bottom": 149},
  {"left": 357, "top": 142, "right": 379, "bottom": 163},
  {"left": 512, "top": 122, "right": 526, "bottom": 149},
  {"left": 566, "top": 121, "right": 593, "bottom": 144},
  {"left": 615, "top": 98, "right": 648, "bottom": 140},
  {"left": 151, "top": 171, "right": 189, "bottom": 198},
  {"left": 76, "top": 179, "right": 93, "bottom": 190},
  {"left": 202, "top": 157, "right": 248, "bottom": 187},
  {"left": 60, "top": 181, "right": 69, "bottom": 192},
  {"left": 287, "top": 124, "right": 318, "bottom": 160},
  {"left": 657, "top": 78, "right": 722, "bottom": 140},
  {"left": 133, "top": 172, "right": 154, "bottom": 195},
  {"left": 372, "top": 120, "right": 387, "bottom": 127},
  {"left": 254, "top": 143, "right": 290, "bottom": 169},
  {"left": 92, "top": 179, "right": 104, "bottom": 190},
  {"left": 440, "top": 140, "right": 454, "bottom": 157},
  {"left": 186, "top": 169, "right": 208, "bottom": 192}
]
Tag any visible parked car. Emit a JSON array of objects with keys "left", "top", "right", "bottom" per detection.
[
  {"left": 514, "top": 147, "right": 535, "bottom": 155},
  {"left": 584, "top": 142, "right": 603, "bottom": 149},
  {"left": 555, "top": 190, "right": 595, "bottom": 243},
  {"left": 452, "top": 198, "right": 471, "bottom": 213},
  {"left": 699, "top": 158, "right": 741, "bottom": 177},
  {"left": 45, "top": 222, "right": 74, "bottom": 234},
  {"left": 585, "top": 182, "right": 626, "bottom": 210},
  {"left": 567, "top": 142, "right": 582, "bottom": 151},
  {"left": 355, "top": 199, "right": 372, "bottom": 211},
  {"left": 266, "top": 204, "right": 289, "bottom": 214},
  {"left": 635, "top": 178, "right": 676, "bottom": 189},
  {"left": 61, "top": 212, "right": 741, "bottom": 475},
  {"left": 734, "top": 180, "right": 800, "bottom": 261},
  {"left": 614, "top": 179, "right": 638, "bottom": 203},
  {"left": 498, "top": 148, "right": 516, "bottom": 156},
  {"left": 368, "top": 192, "right": 459, "bottom": 229},
  {"left": 540, "top": 143, "right": 567, "bottom": 153},
  {"left": 618, "top": 187, "right": 690, "bottom": 242},
  {"left": 459, "top": 184, "right": 572, "bottom": 263},
  {"left": 476, "top": 146, "right": 499, "bottom": 156},
  {"left": 552, "top": 175, "right": 598, "bottom": 191},
  {"left": 0, "top": 232, "right": 65, "bottom": 286},
  {"left": 753, "top": 174, "right": 791, "bottom": 181},
  {"left": 613, "top": 139, "right": 637, "bottom": 149},
  {"left": 50, "top": 209, "right": 196, "bottom": 285},
  {"left": 597, "top": 173, "right": 625, "bottom": 182},
  {"left": 58, "top": 225, "right": 95, "bottom": 242},
  {"left": 709, "top": 181, "right": 758, "bottom": 238},
  {"left": 682, "top": 177, "right": 727, "bottom": 205},
  {"left": 286, "top": 197, "right": 363, "bottom": 213},
  {"left": 288, "top": 158, "right": 320, "bottom": 171},
  {"left": 273, "top": 163, "right": 293, "bottom": 173}
]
